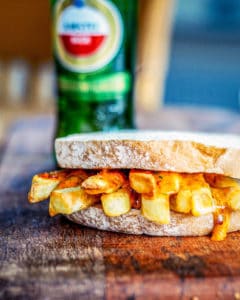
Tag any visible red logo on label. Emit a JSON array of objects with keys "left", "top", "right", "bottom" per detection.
[{"left": 60, "top": 34, "right": 107, "bottom": 56}]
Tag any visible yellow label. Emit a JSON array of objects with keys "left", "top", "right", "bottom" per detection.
[{"left": 54, "top": 0, "right": 123, "bottom": 73}]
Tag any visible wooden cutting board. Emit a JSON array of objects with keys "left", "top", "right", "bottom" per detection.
[{"left": 1, "top": 113, "right": 240, "bottom": 300}]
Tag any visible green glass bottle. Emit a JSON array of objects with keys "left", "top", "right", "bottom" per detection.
[{"left": 50, "top": 0, "right": 138, "bottom": 137}]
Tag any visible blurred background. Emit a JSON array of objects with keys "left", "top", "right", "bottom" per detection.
[
  {"left": 165, "top": 0, "right": 240, "bottom": 110},
  {"left": 1, "top": 0, "right": 240, "bottom": 140}
]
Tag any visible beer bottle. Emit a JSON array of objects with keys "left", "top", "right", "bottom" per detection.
[{"left": 50, "top": 0, "right": 138, "bottom": 137}]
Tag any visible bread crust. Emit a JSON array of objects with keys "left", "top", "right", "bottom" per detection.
[
  {"left": 65, "top": 207, "right": 240, "bottom": 236},
  {"left": 55, "top": 131, "right": 240, "bottom": 178}
]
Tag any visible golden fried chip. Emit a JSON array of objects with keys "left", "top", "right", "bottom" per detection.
[
  {"left": 49, "top": 187, "right": 99, "bottom": 216},
  {"left": 101, "top": 188, "right": 131, "bottom": 217},
  {"left": 156, "top": 172, "right": 181, "bottom": 195},
  {"left": 191, "top": 187, "right": 214, "bottom": 216},
  {"left": 56, "top": 174, "right": 85, "bottom": 190},
  {"left": 205, "top": 174, "right": 240, "bottom": 188},
  {"left": 28, "top": 170, "right": 69, "bottom": 203},
  {"left": 82, "top": 170, "right": 125, "bottom": 195},
  {"left": 212, "top": 186, "right": 240, "bottom": 211},
  {"left": 141, "top": 192, "right": 170, "bottom": 224},
  {"left": 129, "top": 170, "right": 156, "bottom": 195},
  {"left": 170, "top": 189, "right": 192, "bottom": 213}
]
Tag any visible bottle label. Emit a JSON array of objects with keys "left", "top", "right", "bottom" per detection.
[
  {"left": 59, "top": 71, "right": 131, "bottom": 101},
  {"left": 54, "top": 0, "right": 123, "bottom": 73}
]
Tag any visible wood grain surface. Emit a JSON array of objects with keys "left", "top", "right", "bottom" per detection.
[{"left": 1, "top": 111, "right": 240, "bottom": 300}]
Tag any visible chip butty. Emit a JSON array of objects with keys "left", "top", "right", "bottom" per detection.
[{"left": 28, "top": 169, "right": 240, "bottom": 241}]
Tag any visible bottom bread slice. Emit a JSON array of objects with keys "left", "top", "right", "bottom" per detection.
[{"left": 65, "top": 207, "right": 240, "bottom": 236}]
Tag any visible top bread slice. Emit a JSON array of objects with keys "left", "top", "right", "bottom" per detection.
[{"left": 55, "top": 130, "right": 240, "bottom": 179}]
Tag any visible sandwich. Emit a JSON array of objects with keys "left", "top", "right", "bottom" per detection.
[{"left": 28, "top": 131, "right": 240, "bottom": 241}]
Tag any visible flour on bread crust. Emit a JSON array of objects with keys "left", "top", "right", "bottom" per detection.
[
  {"left": 55, "top": 131, "right": 240, "bottom": 178},
  {"left": 66, "top": 207, "right": 240, "bottom": 236}
]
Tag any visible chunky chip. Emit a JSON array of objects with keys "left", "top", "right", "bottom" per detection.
[
  {"left": 129, "top": 170, "right": 156, "bottom": 196},
  {"left": 170, "top": 189, "right": 192, "bottom": 214},
  {"left": 191, "top": 188, "right": 214, "bottom": 216},
  {"left": 82, "top": 170, "right": 125, "bottom": 195},
  {"left": 156, "top": 172, "right": 181, "bottom": 195},
  {"left": 101, "top": 188, "right": 131, "bottom": 217},
  {"left": 204, "top": 174, "right": 239, "bottom": 188},
  {"left": 49, "top": 187, "right": 99, "bottom": 216},
  {"left": 28, "top": 170, "right": 70, "bottom": 203},
  {"left": 141, "top": 192, "right": 170, "bottom": 224}
]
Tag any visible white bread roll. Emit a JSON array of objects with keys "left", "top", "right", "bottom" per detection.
[
  {"left": 66, "top": 206, "right": 240, "bottom": 236},
  {"left": 55, "top": 131, "right": 240, "bottom": 178}
]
